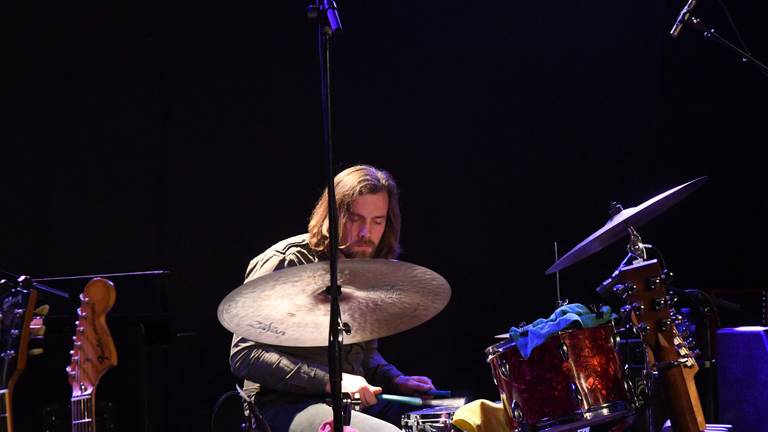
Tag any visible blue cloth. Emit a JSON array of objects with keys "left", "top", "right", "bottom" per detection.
[{"left": 508, "top": 304, "right": 615, "bottom": 359}]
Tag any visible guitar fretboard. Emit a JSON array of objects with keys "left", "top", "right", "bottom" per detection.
[
  {"left": 0, "top": 390, "right": 9, "bottom": 432},
  {"left": 71, "top": 394, "right": 95, "bottom": 432}
]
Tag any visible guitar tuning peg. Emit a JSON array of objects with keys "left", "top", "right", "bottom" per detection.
[
  {"left": 30, "top": 324, "right": 46, "bottom": 338},
  {"left": 661, "top": 270, "right": 674, "bottom": 284},
  {"left": 652, "top": 297, "right": 668, "bottom": 310},
  {"left": 33, "top": 304, "right": 50, "bottom": 316},
  {"left": 620, "top": 303, "right": 643, "bottom": 315},
  {"left": 658, "top": 319, "right": 672, "bottom": 332},
  {"left": 635, "top": 323, "right": 650, "bottom": 336},
  {"left": 28, "top": 348, "right": 44, "bottom": 357}
]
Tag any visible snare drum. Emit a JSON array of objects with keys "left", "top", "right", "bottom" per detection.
[
  {"left": 486, "top": 324, "right": 631, "bottom": 431},
  {"left": 401, "top": 406, "right": 458, "bottom": 432}
]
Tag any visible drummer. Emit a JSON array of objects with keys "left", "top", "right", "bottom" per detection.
[{"left": 229, "top": 165, "right": 436, "bottom": 432}]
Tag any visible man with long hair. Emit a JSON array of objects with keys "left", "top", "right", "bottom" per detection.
[{"left": 230, "top": 165, "right": 435, "bottom": 431}]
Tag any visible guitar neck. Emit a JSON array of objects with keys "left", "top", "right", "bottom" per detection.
[
  {"left": 620, "top": 259, "right": 706, "bottom": 432},
  {"left": 658, "top": 331, "right": 706, "bottom": 431},
  {"left": 0, "top": 389, "right": 10, "bottom": 432},
  {"left": 71, "top": 393, "right": 96, "bottom": 432}
]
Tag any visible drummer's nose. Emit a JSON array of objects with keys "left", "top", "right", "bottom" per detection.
[{"left": 358, "top": 222, "right": 370, "bottom": 239}]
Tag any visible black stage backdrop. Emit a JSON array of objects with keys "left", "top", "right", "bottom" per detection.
[{"left": 3, "top": 1, "right": 767, "bottom": 431}]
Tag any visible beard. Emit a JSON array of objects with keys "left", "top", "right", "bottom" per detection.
[{"left": 342, "top": 240, "right": 377, "bottom": 259}]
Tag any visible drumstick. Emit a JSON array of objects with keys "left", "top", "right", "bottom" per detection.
[
  {"left": 423, "top": 389, "right": 451, "bottom": 398},
  {"left": 377, "top": 394, "right": 423, "bottom": 406},
  {"left": 377, "top": 394, "right": 466, "bottom": 407}
]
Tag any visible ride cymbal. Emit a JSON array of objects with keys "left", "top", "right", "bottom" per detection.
[
  {"left": 218, "top": 259, "right": 451, "bottom": 347},
  {"left": 545, "top": 176, "right": 707, "bottom": 275}
]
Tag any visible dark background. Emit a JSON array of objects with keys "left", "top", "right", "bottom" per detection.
[{"left": 4, "top": 0, "right": 766, "bottom": 430}]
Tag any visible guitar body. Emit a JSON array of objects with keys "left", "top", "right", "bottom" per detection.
[
  {"left": 68, "top": 278, "right": 118, "bottom": 432},
  {"left": 619, "top": 259, "right": 706, "bottom": 432}
]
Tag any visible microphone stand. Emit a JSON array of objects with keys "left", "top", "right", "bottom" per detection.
[
  {"left": 672, "top": 8, "right": 768, "bottom": 77},
  {"left": 1, "top": 270, "right": 69, "bottom": 300},
  {"left": 307, "top": 2, "right": 346, "bottom": 431}
]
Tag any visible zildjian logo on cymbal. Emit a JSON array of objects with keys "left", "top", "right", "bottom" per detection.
[{"left": 249, "top": 320, "right": 287, "bottom": 337}]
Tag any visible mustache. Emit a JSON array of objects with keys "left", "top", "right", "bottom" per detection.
[{"left": 348, "top": 239, "right": 376, "bottom": 248}]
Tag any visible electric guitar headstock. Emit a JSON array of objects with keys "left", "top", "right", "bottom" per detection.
[
  {"left": 67, "top": 278, "right": 118, "bottom": 400},
  {"left": 618, "top": 259, "right": 706, "bottom": 432},
  {"left": 0, "top": 276, "right": 48, "bottom": 432}
]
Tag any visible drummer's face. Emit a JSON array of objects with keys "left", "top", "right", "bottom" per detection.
[{"left": 341, "top": 191, "right": 389, "bottom": 259}]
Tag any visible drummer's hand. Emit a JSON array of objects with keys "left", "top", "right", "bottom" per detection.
[
  {"left": 393, "top": 375, "right": 435, "bottom": 397},
  {"left": 325, "top": 373, "right": 382, "bottom": 408}
]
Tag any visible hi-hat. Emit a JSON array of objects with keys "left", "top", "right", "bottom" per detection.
[
  {"left": 545, "top": 176, "right": 707, "bottom": 275},
  {"left": 217, "top": 259, "right": 451, "bottom": 347}
]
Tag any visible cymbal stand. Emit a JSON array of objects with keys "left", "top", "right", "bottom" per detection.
[
  {"left": 307, "top": 2, "right": 346, "bottom": 431},
  {"left": 553, "top": 242, "right": 567, "bottom": 307},
  {"left": 627, "top": 226, "right": 648, "bottom": 261}
]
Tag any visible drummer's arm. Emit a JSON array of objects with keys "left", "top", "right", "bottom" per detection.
[
  {"left": 230, "top": 335, "right": 329, "bottom": 395},
  {"left": 231, "top": 244, "right": 330, "bottom": 393},
  {"left": 361, "top": 340, "right": 404, "bottom": 389},
  {"left": 362, "top": 340, "right": 436, "bottom": 395}
]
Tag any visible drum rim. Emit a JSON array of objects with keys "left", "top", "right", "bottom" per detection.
[
  {"left": 485, "top": 322, "right": 616, "bottom": 358},
  {"left": 402, "top": 406, "right": 458, "bottom": 415},
  {"left": 535, "top": 401, "right": 633, "bottom": 432},
  {"left": 401, "top": 405, "right": 457, "bottom": 430}
]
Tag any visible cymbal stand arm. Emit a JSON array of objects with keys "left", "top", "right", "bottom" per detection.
[{"left": 626, "top": 226, "right": 647, "bottom": 261}]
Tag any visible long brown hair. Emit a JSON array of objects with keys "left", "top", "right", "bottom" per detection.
[{"left": 308, "top": 165, "right": 401, "bottom": 259}]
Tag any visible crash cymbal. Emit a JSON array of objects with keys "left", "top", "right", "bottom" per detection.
[
  {"left": 217, "top": 259, "right": 451, "bottom": 347},
  {"left": 545, "top": 176, "right": 707, "bottom": 275}
]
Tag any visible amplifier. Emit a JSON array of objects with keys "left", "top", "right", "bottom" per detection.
[{"left": 716, "top": 326, "right": 768, "bottom": 431}]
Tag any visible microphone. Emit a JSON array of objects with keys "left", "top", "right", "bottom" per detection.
[
  {"left": 322, "top": 0, "right": 343, "bottom": 35},
  {"left": 670, "top": 0, "right": 697, "bottom": 38}
]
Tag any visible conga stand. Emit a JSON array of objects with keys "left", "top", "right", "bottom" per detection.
[{"left": 307, "top": 2, "right": 348, "bottom": 431}]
